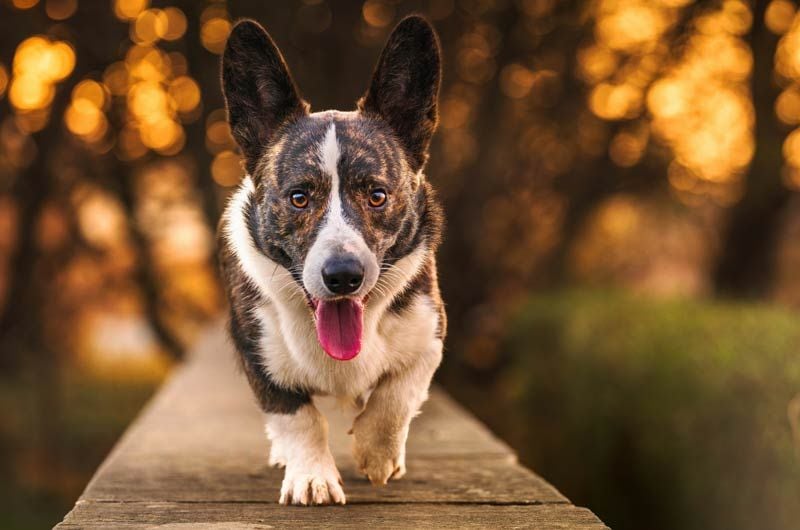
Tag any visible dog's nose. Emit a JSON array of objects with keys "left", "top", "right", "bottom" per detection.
[{"left": 322, "top": 256, "right": 364, "bottom": 295}]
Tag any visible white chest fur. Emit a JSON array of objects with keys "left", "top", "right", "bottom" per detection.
[{"left": 256, "top": 292, "right": 439, "bottom": 399}]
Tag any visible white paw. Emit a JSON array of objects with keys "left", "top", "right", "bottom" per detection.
[{"left": 279, "top": 456, "right": 346, "bottom": 505}]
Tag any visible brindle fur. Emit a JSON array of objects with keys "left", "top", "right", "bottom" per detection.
[{"left": 219, "top": 16, "right": 445, "bottom": 416}]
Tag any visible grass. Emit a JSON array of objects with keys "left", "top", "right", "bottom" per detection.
[
  {"left": 0, "top": 362, "right": 161, "bottom": 530},
  {"left": 444, "top": 289, "right": 800, "bottom": 530}
]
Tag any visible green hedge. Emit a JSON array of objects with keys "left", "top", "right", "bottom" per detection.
[{"left": 447, "top": 290, "right": 800, "bottom": 530}]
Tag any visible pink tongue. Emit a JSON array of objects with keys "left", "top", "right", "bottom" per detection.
[{"left": 314, "top": 299, "right": 363, "bottom": 361}]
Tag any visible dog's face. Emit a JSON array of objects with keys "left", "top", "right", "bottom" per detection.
[
  {"left": 265, "top": 114, "right": 413, "bottom": 302},
  {"left": 222, "top": 17, "right": 440, "bottom": 360}
]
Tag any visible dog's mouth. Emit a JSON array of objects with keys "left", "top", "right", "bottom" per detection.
[{"left": 305, "top": 292, "right": 369, "bottom": 362}]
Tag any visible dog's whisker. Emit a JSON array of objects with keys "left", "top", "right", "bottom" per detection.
[
  {"left": 273, "top": 281, "right": 304, "bottom": 298},
  {"left": 379, "top": 264, "right": 413, "bottom": 282},
  {"left": 370, "top": 283, "right": 387, "bottom": 297}
]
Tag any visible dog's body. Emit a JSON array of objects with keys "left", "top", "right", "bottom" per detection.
[{"left": 218, "top": 17, "right": 446, "bottom": 505}]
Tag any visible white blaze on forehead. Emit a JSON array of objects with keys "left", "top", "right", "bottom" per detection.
[
  {"left": 302, "top": 122, "right": 379, "bottom": 299},
  {"left": 320, "top": 123, "right": 341, "bottom": 181},
  {"left": 318, "top": 123, "right": 349, "bottom": 244}
]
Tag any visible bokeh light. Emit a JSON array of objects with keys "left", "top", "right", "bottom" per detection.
[
  {"left": 66, "top": 79, "right": 109, "bottom": 144},
  {"left": 583, "top": 0, "right": 754, "bottom": 204},
  {"left": 766, "top": 0, "right": 796, "bottom": 34},
  {"left": 200, "top": 5, "right": 231, "bottom": 54},
  {"left": 15, "top": 108, "right": 51, "bottom": 133},
  {"left": 362, "top": 0, "right": 395, "bottom": 28},
  {"left": 162, "top": 7, "right": 187, "bottom": 41},
  {"left": 103, "top": 61, "right": 129, "bottom": 96},
  {"left": 168, "top": 76, "right": 201, "bottom": 114},
  {"left": 65, "top": 98, "right": 105, "bottom": 137},
  {"left": 45, "top": 0, "right": 78, "bottom": 21},
  {"left": 117, "top": 124, "right": 147, "bottom": 160},
  {"left": 113, "top": 0, "right": 148, "bottom": 21},
  {"left": 132, "top": 8, "right": 169, "bottom": 45},
  {"left": 96, "top": 12, "right": 203, "bottom": 158},
  {"left": 499, "top": 63, "right": 536, "bottom": 99},
  {"left": 76, "top": 188, "right": 127, "bottom": 249},
  {"left": 596, "top": 3, "right": 670, "bottom": 52},
  {"left": 11, "top": 0, "right": 39, "bottom": 9},
  {"left": 9, "top": 36, "right": 75, "bottom": 118},
  {"left": 0, "top": 63, "right": 8, "bottom": 99},
  {"left": 73, "top": 79, "right": 108, "bottom": 110},
  {"left": 13, "top": 36, "right": 75, "bottom": 83},
  {"left": 204, "top": 109, "right": 235, "bottom": 154},
  {"left": 211, "top": 150, "right": 242, "bottom": 187},
  {"left": 772, "top": 4, "right": 800, "bottom": 186},
  {"left": 9, "top": 75, "right": 54, "bottom": 110},
  {"left": 589, "top": 82, "right": 642, "bottom": 120}
]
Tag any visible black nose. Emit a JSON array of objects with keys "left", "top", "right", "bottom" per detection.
[{"left": 322, "top": 256, "right": 364, "bottom": 295}]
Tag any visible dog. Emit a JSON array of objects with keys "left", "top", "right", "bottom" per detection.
[{"left": 218, "top": 15, "right": 446, "bottom": 506}]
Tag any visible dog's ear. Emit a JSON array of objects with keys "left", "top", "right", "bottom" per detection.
[
  {"left": 358, "top": 16, "right": 441, "bottom": 172},
  {"left": 222, "top": 20, "right": 309, "bottom": 175}
]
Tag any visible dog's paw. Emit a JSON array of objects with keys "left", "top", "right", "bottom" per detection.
[
  {"left": 278, "top": 457, "right": 346, "bottom": 506},
  {"left": 355, "top": 449, "right": 405, "bottom": 486},
  {"left": 352, "top": 429, "right": 406, "bottom": 486}
]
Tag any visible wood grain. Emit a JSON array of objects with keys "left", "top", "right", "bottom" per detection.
[
  {"left": 58, "top": 502, "right": 607, "bottom": 529},
  {"left": 56, "top": 322, "right": 608, "bottom": 529}
]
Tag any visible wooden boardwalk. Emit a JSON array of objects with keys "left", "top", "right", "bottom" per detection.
[{"left": 57, "top": 323, "right": 608, "bottom": 529}]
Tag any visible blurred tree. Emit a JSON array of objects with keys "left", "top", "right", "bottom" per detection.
[
  {"left": 1, "top": 0, "right": 794, "bottom": 384},
  {"left": 714, "top": 0, "right": 787, "bottom": 296}
]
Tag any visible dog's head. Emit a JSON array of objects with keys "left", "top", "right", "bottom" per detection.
[{"left": 222, "top": 16, "right": 441, "bottom": 361}]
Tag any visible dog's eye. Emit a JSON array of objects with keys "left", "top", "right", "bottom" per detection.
[
  {"left": 368, "top": 189, "right": 387, "bottom": 208},
  {"left": 290, "top": 191, "right": 309, "bottom": 209}
]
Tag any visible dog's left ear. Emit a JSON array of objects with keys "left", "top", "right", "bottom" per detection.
[{"left": 358, "top": 16, "right": 441, "bottom": 172}]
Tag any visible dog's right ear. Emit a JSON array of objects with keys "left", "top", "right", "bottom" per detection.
[{"left": 222, "top": 20, "right": 308, "bottom": 175}]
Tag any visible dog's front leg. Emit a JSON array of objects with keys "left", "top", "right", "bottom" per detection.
[
  {"left": 266, "top": 404, "right": 345, "bottom": 505},
  {"left": 352, "top": 339, "right": 443, "bottom": 485}
]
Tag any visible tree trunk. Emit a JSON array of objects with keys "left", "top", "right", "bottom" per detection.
[
  {"left": 113, "top": 160, "right": 185, "bottom": 360},
  {"left": 714, "top": 0, "right": 790, "bottom": 296}
]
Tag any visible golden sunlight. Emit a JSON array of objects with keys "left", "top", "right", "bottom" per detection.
[
  {"left": 46, "top": 0, "right": 78, "bottom": 21},
  {"left": 0, "top": 63, "right": 7, "bottom": 99},
  {"left": 113, "top": 0, "right": 149, "bottom": 21},
  {"left": 766, "top": 0, "right": 796, "bottom": 34},
  {"left": 200, "top": 5, "right": 231, "bottom": 54},
  {"left": 9, "top": 36, "right": 75, "bottom": 113},
  {"left": 162, "top": 7, "right": 187, "bottom": 41},
  {"left": 11, "top": 0, "right": 39, "bottom": 9},
  {"left": 211, "top": 150, "right": 242, "bottom": 187}
]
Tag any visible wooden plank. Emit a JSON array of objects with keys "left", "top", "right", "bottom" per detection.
[
  {"left": 58, "top": 502, "right": 608, "bottom": 529},
  {"left": 57, "top": 322, "right": 608, "bottom": 529},
  {"left": 77, "top": 454, "right": 564, "bottom": 505}
]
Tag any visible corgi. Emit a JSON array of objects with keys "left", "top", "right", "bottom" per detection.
[{"left": 218, "top": 15, "right": 445, "bottom": 506}]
